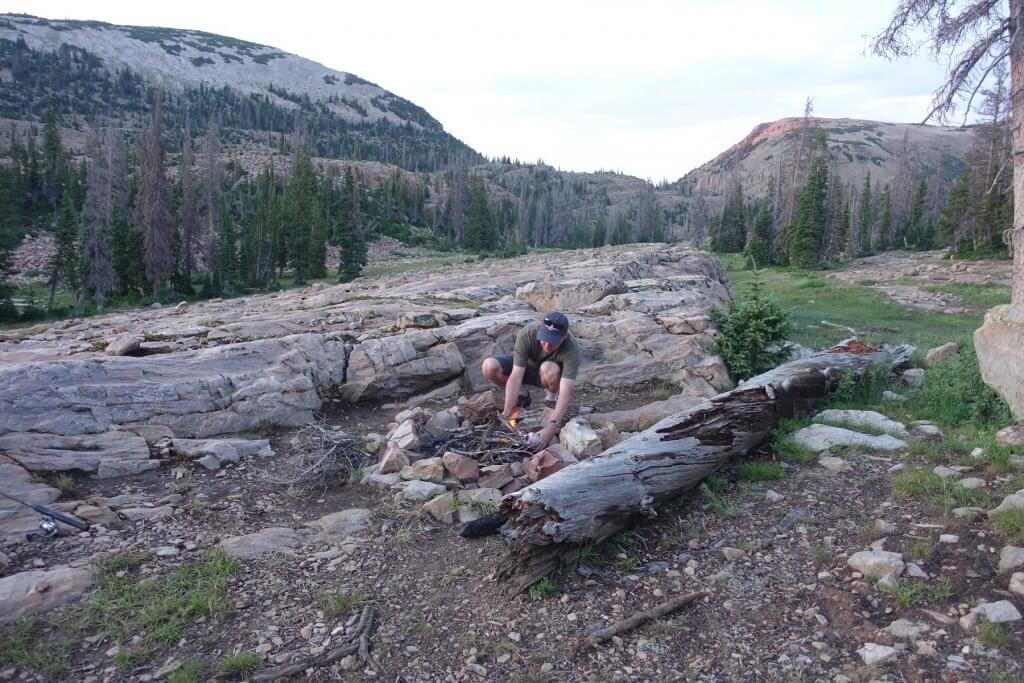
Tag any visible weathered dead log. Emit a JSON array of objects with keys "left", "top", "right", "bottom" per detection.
[{"left": 496, "top": 342, "right": 915, "bottom": 594}]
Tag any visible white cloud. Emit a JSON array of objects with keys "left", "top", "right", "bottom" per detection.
[{"left": 2, "top": 0, "right": 951, "bottom": 179}]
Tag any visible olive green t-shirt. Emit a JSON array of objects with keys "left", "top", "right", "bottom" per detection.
[{"left": 512, "top": 322, "right": 581, "bottom": 381}]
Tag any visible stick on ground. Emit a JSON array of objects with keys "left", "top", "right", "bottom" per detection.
[{"left": 576, "top": 591, "right": 708, "bottom": 653}]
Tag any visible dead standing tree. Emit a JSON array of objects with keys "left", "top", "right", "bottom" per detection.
[
  {"left": 495, "top": 342, "right": 914, "bottom": 594},
  {"left": 871, "top": 0, "right": 1024, "bottom": 303}
]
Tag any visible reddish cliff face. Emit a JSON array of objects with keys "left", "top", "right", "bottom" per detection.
[{"left": 712, "top": 118, "right": 807, "bottom": 165}]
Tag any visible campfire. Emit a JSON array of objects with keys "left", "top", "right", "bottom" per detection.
[{"left": 420, "top": 406, "right": 544, "bottom": 466}]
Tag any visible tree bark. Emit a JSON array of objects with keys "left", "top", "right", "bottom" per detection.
[
  {"left": 495, "top": 342, "right": 915, "bottom": 594},
  {"left": 1012, "top": 0, "right": 1024, "bottom": 304}
]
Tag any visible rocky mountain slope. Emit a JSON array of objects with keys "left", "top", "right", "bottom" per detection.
[
  {"left": 671, "top": 117, "right": 974, "bottom": 219},
  {"left": 0, "top": 13, "right": 479, "bottom": 171}
]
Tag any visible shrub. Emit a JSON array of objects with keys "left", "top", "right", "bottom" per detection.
[
  {"left": 711, "top": 274, "right": 792, "bottom": 381},
  {"left": 913, "top": 346, "right": 1011, "bottom": 428}
]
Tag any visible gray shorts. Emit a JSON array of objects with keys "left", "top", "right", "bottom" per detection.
[{"left": 492, "top": 354, "right": 560, "bottom": 388}]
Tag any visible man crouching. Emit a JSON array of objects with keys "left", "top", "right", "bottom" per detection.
[{"left": 481, "top": 311, "right": 580, "bottom": 450}]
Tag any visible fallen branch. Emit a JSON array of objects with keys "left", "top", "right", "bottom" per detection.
[
  {"left": 575, "top": 591, "right": 708, "bottom": 653},
  {"left": 496, "top": 342, "right": 915, "bottom": 594},
  {"left": 252, "top": 606, "right": 376, "bottom": 681}
]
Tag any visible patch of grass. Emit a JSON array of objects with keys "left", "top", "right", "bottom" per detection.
[
  {"left": 813, "top": 543, "right": 835, "bottom": 564},
  {"left": 926, "top": 576, "right": 954, "bottom": 603},
  {"left": 348, "top": 466, "right": 365, "bottom": 484},
  {"left": 908, "top": 346, "right": 1012, "bottom": 429},
  {"left": 815, "top": 417, "right": 891, "bottom": 437},
  {"left": 701, "top": 484, "right": 739, "bottom": 518},
  {"left": 904, "top": 538, "right": 936, "bottom": 561},
  {"left": 651, "top": 378, "right": 679, "bottom": 401},
  {"left": 168, "top": 662, "right": 206, "bottom": 683},
  {"left": 413, "top": 617, "right": 432, "bottom": 637},
  {"left": 619, "top": 556, "right": 638, "bottom": 572},
  {"left": 703, "top": 474, "right": 728, "bottom": 493},
  {"left": 737, "top": 461, "right": 786, "bottom": 481},
  {"left": 795, "top": 276, "right": 827, "bottom": 289},
  {"left": 661, "top": 534, "right": 680, "bottom": 550},
  {"left": 824, "top": 366, "right": 893, "bottom": 410},
  {"left": 907, "top": 439, "right": 946, "bottom": 463},
  {"left": 977, "top": 621, "right": 1010, "bottom": 649},
  {"left": 933, "top": 483, "right": 990, "bottom": 512},
  {"left": 53, "top": 473, "right": 75, "bottom": 496},
  {"left": 75, "top": 549, "right": 239, "bottom": 667},
  {"left": 220, "top": 652, "right": 261, "bottom": 679},
  {"left": 0, "top": 620, "right": 68, "bottom": 678},
  {"left": 771, "top": 434, "right": 817, "bottom": 464},
  {"left": 98, "top": 550, "right": 151, "bottom": 573},
  {"left": 921, "top": 282, "right": 1011, "bottom": 308},
  {"left": 893, "top": 467, "right": 945, "bottom": 498},
  {"left": 529, "top": 577, "right": 557, "bottom": 599},
  {"left": 990, "top": 671, "right": 1024, "bottom": 683},
  {"left": 879, "top": 578, "right": 925, "bottom": 607},
  {"left": 321, "top": 589, "right": 367, "bottom": 619},
  {"left": 990, "top": 508, "right": 1024, "bottom": 544}
]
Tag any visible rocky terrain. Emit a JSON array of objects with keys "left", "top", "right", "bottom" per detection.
[{"left": 673, "top": 117, "right": 973, "bottom": 218}]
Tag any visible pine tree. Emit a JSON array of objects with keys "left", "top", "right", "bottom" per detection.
[
  {"left": 217, "top": 205, "right": 238, "bottom": 292},
  {"left": 0, "top": 166, "right": 19, "bottom": 312},
  {"left": 134, "top": 96, "right": 174, "bottom": 293},
  {"left": 48, "top": 189, "right": 81, "bottom": 311},
  {"left": 837, "top": 201, "right": 851, "bottom": 258},
  {"left": 41, "top": 104, "right": 65, "bottom": 207},
  {"left": 711, "top": 182, "right": 748, "bottom": 253},
  {"left": 907, "top": 178, "right": 929, "bottom": 249},
  {"left": 284, "top": 146, "right": 322, "bottom": 285},
  {"left": 337, "top": 166, "right": 367, "bottom": 282},
  {"left": 875, "top": 186, "right": 892, "bottom": 252},
  {"left": 465, "top": 176, "right": 494, "bottom": 252},
  {"left": 788, "top": 133, "right": 829, "bottom": 268},
  {"left": 857, "top": 172, "right": 874, "bottom": 256},
  {"left": 746, "top": 198, "right": 772, "bottom": 268},
  {"left": 936, "top": 169, "right": 970, "bottom": 248},
  {"left": 180, "top": 125, "right": 198, "bottom": 282}
]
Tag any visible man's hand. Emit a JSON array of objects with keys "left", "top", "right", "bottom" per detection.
[{"left": 531, "top": 422, "right": 558, "bottom": 451}]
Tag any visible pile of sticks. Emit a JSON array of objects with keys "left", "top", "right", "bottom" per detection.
[
  {"left": 265, "top": 419, "right": 371, "bottom": 487},
  {"left": 423, "top": 408, "right": 544, "bottom": 465}
]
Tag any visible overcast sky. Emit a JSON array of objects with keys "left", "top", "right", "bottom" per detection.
[{"left": 6, "top": 1, "right": 950, "bottom": 180}]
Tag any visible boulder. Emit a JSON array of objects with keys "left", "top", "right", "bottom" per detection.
[
  {"left": 0, "top": 566, "right": 96, "bottom": 625},
  {"left": 73, "top": 504, "right": 120, "bottom": 526},
  {"left": 362, "top": 470, "right": 402, "bottom": 490},
  {"left": 957, "top": 477, "right": 986, "bottom": 490},
  {"left": 378, "top": 443, "right": 411, "bottom": 474},
  {"left": 996, "top": 424, "right": 1024, "bottom": 448},
  {"left": 458, "top": 488, "right": 503, "bottom": 508},
  {"left": 515, "top": 276, "right": 626, "bottom": 312},
  {"left": 959, "top": 600, "right": 1022, "bottom": 630},
  {"left": 398, "top": 480, "right": 447, "bottom": 503},
  {"left": 812, "top": 410, "right": 909, "bottom": 437},
  {"left": 923, "top": 342, "right": 959, "bottom": 368},
  {"left": 304, "top": 509, "right": 373, "bottom": 539},
  {"left": 819, "top": 456, "right": 851, "bottom": 473},
  {"left": 409, "top": 457, "right": 445, "bottom": 484},
  {"left": 989, "top": 490, "right": 1024, "bottom": 518},
  {"left": 396, "top": 311, "right": 439, "bottom": 330},
  {"left": 522, "top": 449, "right": 568, "bottom": 482},
  {"left": 856, "top": 643, "right": 897, "bottom": 666},
  {"left": 911, "top": 423, "right": 944, "bottom": 442},
  {"left": 559, "top": 418, "right": 603, "bottom": 459},
  {"left": 422, "top": 492, "right": 455, "bottom": 524},
  {"left": 442, "top": 451, "right": 479, "bottom": 482},
  {"left": 389, "top": 419, "right": 420, "bottom": 452},
  {"left": 847, "top": 550, "right": 905, "bottom": 578},
  {"left": 173, "top": 439, "right": 274, "bottom": 466},
  {"left": 479, "top": 464, "right": 514, "bottom": 490},
  {"left": 1009, "top": 572, "right": 1024, "bottom": 597},
  {"left": 219, "top": 527, "right": 300, "bottom": 560},
  {"left": 998, "top": 546, "right": 1024, "bottom": 573},
  {"left": 119, "top": 505, "right": 174, "bottom": 522},
  {"left": 974, "top": 304, "right": 1024, "bottom": 421},
  {"left": 105, "top": 334, "right": 143, "bottom": 356},
  {"left": 885, "top": 619, "right": 930, "bottom": 642},
  {"left": 0, "top": 431, "right": 152, "bottom": 475},
  {"left": 424, "top": 410, "right": 460, "bottom": 436},
  {"left": 903, "top": 368, "right": 926, "bottom": 388},
  {"left": 790, "top": 424, "right": 906, "bottom": 453}
]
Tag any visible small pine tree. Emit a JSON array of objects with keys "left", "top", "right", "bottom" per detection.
[
  {"left": 337, "top": 166, "right": 367, "bottom": 282},
  {"left": 837, "top": 201, "right": 851, "bottom": 258},
  {"left": 745, "top": 198, "right": 772, "bottom": 268},
  {"left": 284, "top": 147, "right": 322, "bottom": 285},
  {"left": 857, "top": 172, "right": 873, "bottom": 256},
  {"left": 906, "top": 178, "right": 929, "bottom": 249},
  {"left": 217, "top": 205, "right": 238, "bottom": 293},
  {"left": 48, "top": 189, "right": 81, "bottom": 311},
  {"left": 710, "top": 273, "right": 792, "bottom": 381},
  {"left": 875, "top": 187, "right": 891, "bottom": 252},
  {"left": 788, "top": 133, "right": 829, "bottom": 268},
  {"left": 465, "top": 176, "right": 494, "bottom": 252}
]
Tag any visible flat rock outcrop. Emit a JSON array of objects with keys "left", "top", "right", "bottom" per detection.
[{"left": 0, "top": 244, "right": 732, "bottom": 474}]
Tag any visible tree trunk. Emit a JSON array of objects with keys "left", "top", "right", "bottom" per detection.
[
  {"left": 1013, "top": 0, "right": 1024, "bottom": 304},
  {"left": 495, "top": 342, "right": 915, "bottom": 594}
]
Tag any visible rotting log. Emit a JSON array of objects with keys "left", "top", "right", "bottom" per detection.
[{"left": 496, "top": 341, "right": 915, "bottom": 594}]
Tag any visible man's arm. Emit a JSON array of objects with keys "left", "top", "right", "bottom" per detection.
[
  {"left": 535, "top": 377, "right": 575, "bottom": 449},
  {"left": 502, "top": 365, "right": 527, "bottom": 418}
]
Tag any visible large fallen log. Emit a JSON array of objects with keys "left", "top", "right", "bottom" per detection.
[{"left": 495, "top": 341, "right": 915, "bottom": 594}]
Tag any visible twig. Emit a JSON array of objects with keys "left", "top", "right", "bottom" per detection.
[
  {"left": 252, "top": 606, "right": 376, "bottom": 681},
  {"left": 574, "top": 591, "right": 708, "bottom": 654}
]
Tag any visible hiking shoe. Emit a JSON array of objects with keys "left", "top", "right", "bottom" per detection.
[
  {"left": 516, "top": 392, "right": 532, "bottom": 409},
  {"left": 544, "top": 391, "right": 558, "bottom": 409}
]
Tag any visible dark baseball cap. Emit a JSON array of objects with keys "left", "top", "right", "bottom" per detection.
[{"left": 538, "top": 311, "right": 569, "bottom": 344}]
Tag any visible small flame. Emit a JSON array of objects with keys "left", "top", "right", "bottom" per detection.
[{"left": 507, "top": 408, "right": 522, "bottom": 430}]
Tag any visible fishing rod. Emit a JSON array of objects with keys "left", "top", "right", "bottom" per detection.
[{"left": 0, "top": 490, "right": 90, "bottom": 538}]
